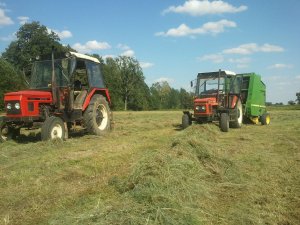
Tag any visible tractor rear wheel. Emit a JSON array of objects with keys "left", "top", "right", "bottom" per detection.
[
  {"left": 260, "top": 113, "right": 270, "bottom": 125},
  {"left": 84, "top": 94, "right": 111, "bottom": 135},
  {"left": 41, "top": 116, "right": 66, "bottom": 141},
  {"left": 230, "top": 99, "right": 243, "bottom": 128},
  {"left": 182, "top": 113, "right": 191, "bottom": 129},
  {"left": 220, "top": 113, "right": 229, "bottom": 132}
]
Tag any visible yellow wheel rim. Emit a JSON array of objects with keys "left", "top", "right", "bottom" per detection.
[{"left": 266, "top": 115, "right": 270, "bottom": 125}]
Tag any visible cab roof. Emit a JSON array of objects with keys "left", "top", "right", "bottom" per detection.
[
  {"left": 198, "top": 70, "right": 236, "bottom": 78},
  {"left": 70, "top": 52, "right": 100, "bottom": 63}
]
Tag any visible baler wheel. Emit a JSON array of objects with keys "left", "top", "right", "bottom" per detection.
[
  {"left": 261, "top": 113, "right": 270, "bottom": 125},
  {"left": 220, "top": 113, "right": 229, "bottom": 132}
]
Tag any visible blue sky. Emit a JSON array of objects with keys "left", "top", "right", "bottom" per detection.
[{"left": 0, "top": 0, "right": 299, "bottom": 103}]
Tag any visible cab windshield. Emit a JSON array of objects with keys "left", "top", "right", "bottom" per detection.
[
  {"left": 196, "top": 75, "right": 225, "bottom": 96},
  {"left": 30, "top": 58, "right": 73, "bottom": 89}
]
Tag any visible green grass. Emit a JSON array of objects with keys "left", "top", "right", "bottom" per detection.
[{"left": 0, "top": 110, "right": 299, "bottom": 225}]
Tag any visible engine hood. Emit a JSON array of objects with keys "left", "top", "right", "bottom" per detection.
[
  {"left": 5, "top": 90, "right": 52, "bottom": 101},
  {"left": 194, "top": 97, "right": 217, "bottom": 104}
]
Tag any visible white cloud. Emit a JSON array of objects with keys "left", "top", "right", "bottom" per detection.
[
  {"left": 140, "top": 62, "right": 154, "bottom": 69},
  {"left": 103, "top": 55, "right": 116, "bottom": 60},
  {"left": 0, "top": 32, "right": 16, "bottom": 41},
  {"left": 268, "top": 63, "right": 293, "bottom": 69},
  {"left": 117, "top": 43, "right": 130, "bottom": 51},
  {"left": 155, "top": 77, "right": 175, "bottom": 84},
  {"left": 116, "top": 43, "right": 135, "bottom": 57},
  {"left": 47, "top": 28, "right": 73, "bottom": 39},
  {"left": 54, "top": 30, "right": 72, "bottom": 39},
  {"left": 156, "top": 19, "right": 236, "bottom": 37},
  {"left": 17, "top": 16, "right": 29, "bottom": 25},
  {"left": 223, "top": 43, "right": 284, "bottom": 55},
  {"left": 163, "top": 0, "right": 247, "bottom": 16},
  {"left": 296, "top": 75, "right": 300, "bottom": 80},
  {"left": 198, "top": 53, "right": 224, "bottom": 63},
  {"left": 228, "top": 57, "right": 251, "bottom": 64},
  {"left": 121, "top": 49, "right": 135, "bottom": 57},
  {"left": 72, "top": 40, "right": 111, "bottom": 54},
  {"left": 0, "top": 8, "right": 13, "bottom": 26}
]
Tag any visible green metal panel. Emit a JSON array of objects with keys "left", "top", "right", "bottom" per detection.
[{"left": 238, "top": 73, "right": 267, "bottom": 117}]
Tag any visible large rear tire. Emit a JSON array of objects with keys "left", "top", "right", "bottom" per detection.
[
  {"left": 230, "top": 99, "right": 243, "bottom": 128},
  {"left": 260, "top": 113, "right": 270, "bottom": 125},
  {"left": 220, "top": 113, "right": 229, "bottom": 132},
  {"left": 41, "top": 116, "right": 65, "bottom": 141},
  {"left": 182, "top": 114, "right": 191, "bottom": 129},
  {"left": 84, "top": 94, "right": 111, "bottom": 135}
]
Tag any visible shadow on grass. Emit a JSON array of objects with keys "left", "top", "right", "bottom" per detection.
[
  {"left": 172, "top": 123, "right": 184, "bottom": 131},
  {"left": 15, "top": 129, "right": 88, "bottom": 144}
]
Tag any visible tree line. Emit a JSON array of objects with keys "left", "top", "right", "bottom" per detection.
[{"left": 0, "top": 21, "right": 193, "bottom": 110}]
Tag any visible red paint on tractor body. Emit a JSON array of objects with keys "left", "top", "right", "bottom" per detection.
[{"left": 4, "top": 90, "right": 52, "bottom": 117}]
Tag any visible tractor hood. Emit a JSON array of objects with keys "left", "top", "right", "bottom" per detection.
[
  {"left": 4, "top": 90, "right": 53, "bottom": 117},
  {"left": 194, "top": 97, "right": 217, "bottom": 104},
  {"left": 5, "top": 90, "right": 52, "bottom": 101}
]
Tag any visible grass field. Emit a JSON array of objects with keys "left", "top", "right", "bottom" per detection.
[{"left": 0, "top": 108, "right": 299, "bottom": 225}]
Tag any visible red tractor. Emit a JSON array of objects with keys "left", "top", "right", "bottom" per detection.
[
  {"left": 182, "top": 70, "right": 243, "bottom": 132},
  {"left": 0, "top": 51, "right": 112, "bottom": 142}
]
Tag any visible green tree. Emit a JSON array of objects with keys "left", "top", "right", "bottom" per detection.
[
  {"left": 2, "top": 21, "right": 66, "bottom": 70},
  {"left": 150, "top": 81, "right": 172, "bottom": 109},
  {"left": 115, "top": 56, "right": 147, "bottom": 111},
  {"left": 102, "top": 56, "right": 150, "bottom": 111},
  {"left": 179, "top": 88, "right": 193, "bottom": 109},
  {"left": 0, "top": 59, "right": 25, "bottom": 109}
]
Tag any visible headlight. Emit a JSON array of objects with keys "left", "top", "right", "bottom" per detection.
[
  {"left": 6, "top": 103, "right": 12, "bottom": 110},
  {"left": 15, "top": 102, "right": 21, "bottom": 110},
  {"left": 195, "top": 105, "right": 206, "bottom": 112}
]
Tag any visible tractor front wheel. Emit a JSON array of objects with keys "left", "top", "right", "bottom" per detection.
[
  {"left": 220, "top": 113, "right": 229, "bottom": 132},
  {"left": 260, "top": 113, "right": 270, "bottom": 125},
  {"left": 182, "top": 113, "right": 191, "bottom": 129},
  {"left": 0, "top": 123, "right": 20, "bottom": 142},
  {"left": 41, "top": 116, "right": 66, "bottom": 141},
  {"left": 84, "top": 94, "right": 111, "bottom": 135}
]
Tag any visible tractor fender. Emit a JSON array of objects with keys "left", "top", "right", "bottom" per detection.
[
  {"left": 82, "top": 88, "right": 111, "bottom": 111},
  {"left": 230, "top": 95, "right": 239, "bottom": 109}
]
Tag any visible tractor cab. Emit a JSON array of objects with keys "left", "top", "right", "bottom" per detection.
[{"left": 193, "top": 70, "right": 241, "bottom": 122}]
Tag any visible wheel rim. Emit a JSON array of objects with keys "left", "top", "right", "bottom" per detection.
[
  {"left": 50, "top": 124, "right": 63, "bottom": 139},
  {"left": 237, "top": 104, "right": 243, "bottom": 125},
  {"left": 266, "top": 115, "right": 270, "bottom": 125},
  {"left": 96, "top": 104, "right": 108, "bottom": 130}
]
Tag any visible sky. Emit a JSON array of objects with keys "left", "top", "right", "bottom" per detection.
[{"left": 0, "top": 0, "right": 299, "bottom": 104}]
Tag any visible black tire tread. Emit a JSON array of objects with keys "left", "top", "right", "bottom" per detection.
[
  {"left": 83, "top": 94, "right": 111, "bottom": 135},
  {"left": 41, "top": 116, "right": 65, "bottom": 141}
]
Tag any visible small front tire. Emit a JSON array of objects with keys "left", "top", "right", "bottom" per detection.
[
  {"left": 41, "top": 116, "right": 66, "bottom": 141},
  {"left": 220, "top": 113, "right": 229, "bottom": 132},
  {"left": 182, "top": 114, "right": 191, "bottom": 129}
]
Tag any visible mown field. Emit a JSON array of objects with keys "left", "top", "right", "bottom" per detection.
[{"left": 0, "top": 108, "right": 299, "bottom": 225}]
